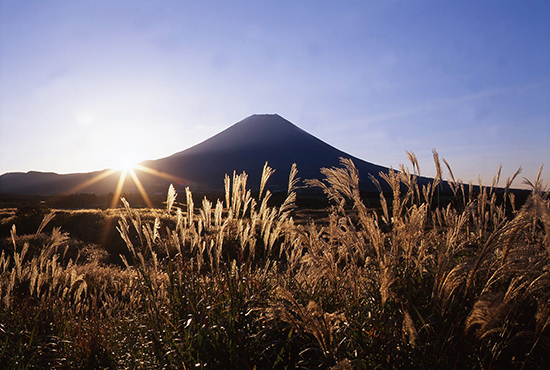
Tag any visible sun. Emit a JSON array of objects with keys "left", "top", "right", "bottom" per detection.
[
  {"left": 113, "top": 157, "right": 138, "bottom": 173},
  {"left": 108, "top": 157, "right": 154, "bottom": 208}
]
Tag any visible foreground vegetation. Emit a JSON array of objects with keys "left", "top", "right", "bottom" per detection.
[{"left": 1, "top": 153, "right": 549, "bottom": 369}]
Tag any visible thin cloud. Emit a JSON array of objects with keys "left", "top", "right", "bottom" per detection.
[{"left": 362, "top": 80, "right": 547, "bottom": 125}]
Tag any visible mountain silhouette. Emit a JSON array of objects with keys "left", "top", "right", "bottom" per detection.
[
  {"left": 139, "top": 114, "right": 392, "bottom": 192},
  {"left": 0, "top": 114, "right": 411, "bottom": 196}
]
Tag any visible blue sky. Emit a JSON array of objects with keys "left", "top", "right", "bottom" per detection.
[{"left": 1, "top": 0, "right": 549, "bottom": 188}]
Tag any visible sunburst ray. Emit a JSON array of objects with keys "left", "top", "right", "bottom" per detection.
[
  {"left": 110, "top": 170, "right": 128, "bottom": 208},
  {"left": 128, "top": 169, "right": 153, "bottom": 208}
]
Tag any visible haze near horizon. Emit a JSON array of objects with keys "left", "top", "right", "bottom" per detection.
[{"left": 0, "top": 1, "right": 549, "bottom": 188}]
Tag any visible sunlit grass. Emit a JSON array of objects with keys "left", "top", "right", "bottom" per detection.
[{"left": 1, "top": 153, "right": 548, "bottom": 369}]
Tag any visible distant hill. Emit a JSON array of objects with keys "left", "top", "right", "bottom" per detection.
[
  {"left": 0, "top": 114, "right": 419, "bottom": 196},
  {"left": 0, "top": 170, "right": 122, "bottom": 196}
]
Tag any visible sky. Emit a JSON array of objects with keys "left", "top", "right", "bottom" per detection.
[{"left": 1, "top": 0, "right": 549, "bottom": 189}]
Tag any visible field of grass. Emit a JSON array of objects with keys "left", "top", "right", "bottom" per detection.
[{"left": 1, "top": 154, "right": 549, "bottom": 369}]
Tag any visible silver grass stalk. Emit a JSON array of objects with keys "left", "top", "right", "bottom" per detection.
[
  {"left": 260, "top": 162, "right": 275, "bottom": 200},
  {"left": 406, "top": 150, "right": 421, "bottom": 176},
  {"left": 166, "top": 183, "right": 177, "bottom": 214},
  {"left": 224, "top": 173, "right": 231, "bottom": 209},
  {"left": 431, "top": 149, "right": 442, "bottom": 190},
  {"left": 442, "top": 158, "right": 459, "bottom": 197},
  {"left": 288, "top": 163, "right": 300, "bottom": 194},
  {"left": 186, "top": 187, "right": 194, "bottom": 225},
  {"left": 36, "top": 211, "right": 56, "bottom": 235}
]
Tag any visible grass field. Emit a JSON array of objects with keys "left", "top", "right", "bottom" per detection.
[{"left": 1, "top": 154, "right": 549, "bottom": 369}]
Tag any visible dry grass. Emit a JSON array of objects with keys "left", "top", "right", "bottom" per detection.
[{"left": 1, "top": 155, "right": 548, "bottom": 369}]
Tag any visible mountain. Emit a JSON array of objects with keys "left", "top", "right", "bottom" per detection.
[
  {"left": 139, "top": 114, "right": 392, "bottom": 192},
  {"left": 0, "top": 114, "right": 408, "bottom": 196}
]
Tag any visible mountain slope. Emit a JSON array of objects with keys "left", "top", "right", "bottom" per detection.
[{"left": 141, "top": 114, "right": 391, "bottom": 192}]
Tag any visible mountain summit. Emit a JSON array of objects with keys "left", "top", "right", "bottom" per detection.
[{"left": 0, "top": 114, "right": 395, "bottom": 195}]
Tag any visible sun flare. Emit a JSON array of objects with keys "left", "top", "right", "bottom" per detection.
[{"left": 113, "top": 158, "right": 138, "bottom": 173}]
